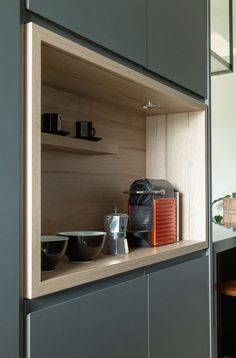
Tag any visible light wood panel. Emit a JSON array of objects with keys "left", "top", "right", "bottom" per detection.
[
  {"left": 41, "top": 85, "right": 146, "bottom": 235},
  {"left": 42, "top": 133, "right": 119, "bottom": 155},
  {"left": 41, "top": 45, "right": 199, "bottom": 115},
  {"left": 146, "top": 111, "right": 207, "bottom": 243},
  {"left": 36, "top": 21, "right": 207, "bottom": 115},
  {"left": 25, "top": 23, "right": 42, "bottom": 298},
  {"left": 37, "top": 241, "right": 207, "bottom": 298}
]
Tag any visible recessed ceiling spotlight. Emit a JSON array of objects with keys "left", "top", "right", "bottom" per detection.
[{"left": 141, "top": 101, "right": 161, "bottom": 109}]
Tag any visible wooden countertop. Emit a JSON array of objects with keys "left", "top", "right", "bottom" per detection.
[{"left": 38, "top": 240, "right": 207, "bottom": 298}]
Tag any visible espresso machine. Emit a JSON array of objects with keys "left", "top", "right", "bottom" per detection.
[
  {"left": 125, "top": 179, "right": 179, "bottom": 247},
  {"left": 104, "top": 206, "right": 129, "bottom": 255}
]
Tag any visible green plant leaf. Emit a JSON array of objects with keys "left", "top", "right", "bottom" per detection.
[{"left": 213, "top": 215, "right": 223, "bottom": 223}]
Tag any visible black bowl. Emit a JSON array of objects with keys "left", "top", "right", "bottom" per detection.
[
  {"left": 58, "top": 231, "right": 106, "bottom": 262},
  {"left": 41, "top": 235, "right": 68, "bottom": 272}
]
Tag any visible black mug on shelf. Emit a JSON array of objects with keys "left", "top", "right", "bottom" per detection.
[
  {"left": 42, "top": 113, "right": 62, "bottom": 133},
  {"left": 76, "top": 121, "right": 96, "bottom": 138}
]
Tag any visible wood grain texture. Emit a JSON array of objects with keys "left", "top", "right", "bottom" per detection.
[
  {"left": 146, "top": 111, "right": 207, "bottom": 243},
  {"left": 42, "top": 133, "right": 119, "bottom": 155},
  {"left": 25, "top": 23, "right": 42, "bottom": 298},
  {"left": 41, "top": 85, "right": 146, "bottom": 235},
  {"left": 34, "top": 21, "right": 207, "bottom": 115},
  {"left": 36, "top": 240, "right": 207, "bottom": 299},
  {"left": 41, "top": 44, "right": 205, "bottom": 115}
]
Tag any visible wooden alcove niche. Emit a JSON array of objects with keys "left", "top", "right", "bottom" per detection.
[{"left": 25, "top": 23, "right": 208, "bottom": 298}]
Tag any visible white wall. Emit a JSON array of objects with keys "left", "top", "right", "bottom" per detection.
[{"left": 211, "top": 71, "right": 236, "bottom": 201}]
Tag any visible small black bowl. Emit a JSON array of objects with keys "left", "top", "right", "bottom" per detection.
[
  {"left": 58, "top": 231, "right": 106, "bottom": 262},
  {"left": 41, "top": 235, "right": 69, "bottom": 272}
]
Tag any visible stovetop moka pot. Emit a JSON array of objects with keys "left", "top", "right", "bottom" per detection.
[{"left": 104, "top": 206, "right": 129, "bottom": 255}]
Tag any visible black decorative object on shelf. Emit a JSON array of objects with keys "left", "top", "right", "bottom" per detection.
[
  {"left": 42, "top": 113, "right": 70, "bottom": 136},
  {"left": 76, "top": 121, "right": 96, "bottom": 138}
]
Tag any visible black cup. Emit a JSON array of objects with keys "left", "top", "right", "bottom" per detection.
[
  {"left": 76, "top": 121, "right": 96, "bottom": 138},
  {"left": 42, "top": 113, "right": 62, "bottom": 133}
]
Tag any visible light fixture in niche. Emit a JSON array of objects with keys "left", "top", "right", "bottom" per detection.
[{"left": 141, "top": 101, "right": 161, "bottom": 110}]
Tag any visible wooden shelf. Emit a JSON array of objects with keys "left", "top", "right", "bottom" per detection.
[
  {"left": 41, "top": 133, "right": 119, "bottom": 155},
  {"left": 37, "top": 240, "right": 207, "bottom": 299}
]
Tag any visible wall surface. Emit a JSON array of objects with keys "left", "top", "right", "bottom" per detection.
[
  {"left": 211, "top": 71, "right": 236, "bottom": 202},
  {"left": 41, "top": 85, "right": 146, "bottom": 234},
  {"left": 211, "top": 1, "right": 236, "bottom": 205}
]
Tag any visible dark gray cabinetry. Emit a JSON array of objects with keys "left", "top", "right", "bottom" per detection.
[
  {"left": 146, "top": 0, "right": 208, "bottom": 97},
  {"left": 0, "top": 1, "right": 21, "bottom": 357},
  {"left": 26, "top": 0, "right": 208, "bottom": 98},
  {"left": 26, "top": 0, "right": 208, "bottom": 97},
  {"left": 148, "top": 256, "right": 209, "bottom": 358},
  {"left": 26, "top": 277, "right": 148, "bottom": 358},
  {"left": 25, "top": 0, "right": 146, "bottom": 66}
]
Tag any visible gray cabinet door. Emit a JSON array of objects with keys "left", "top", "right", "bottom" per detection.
[
  {"left": 147, "top": 0, "right": 208, "bottom": 97},
  {"left": 26, "top": 277, "right": 148, "bottom": 358},
  {"left": 149, "top": 256, "right": 209, "bottom": 358},
  {"left": 26, "top": 0, "right": 146, "bottom": 66},
  {"left": 0, "top": 1, "right": 21, "bottom": 357}
]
